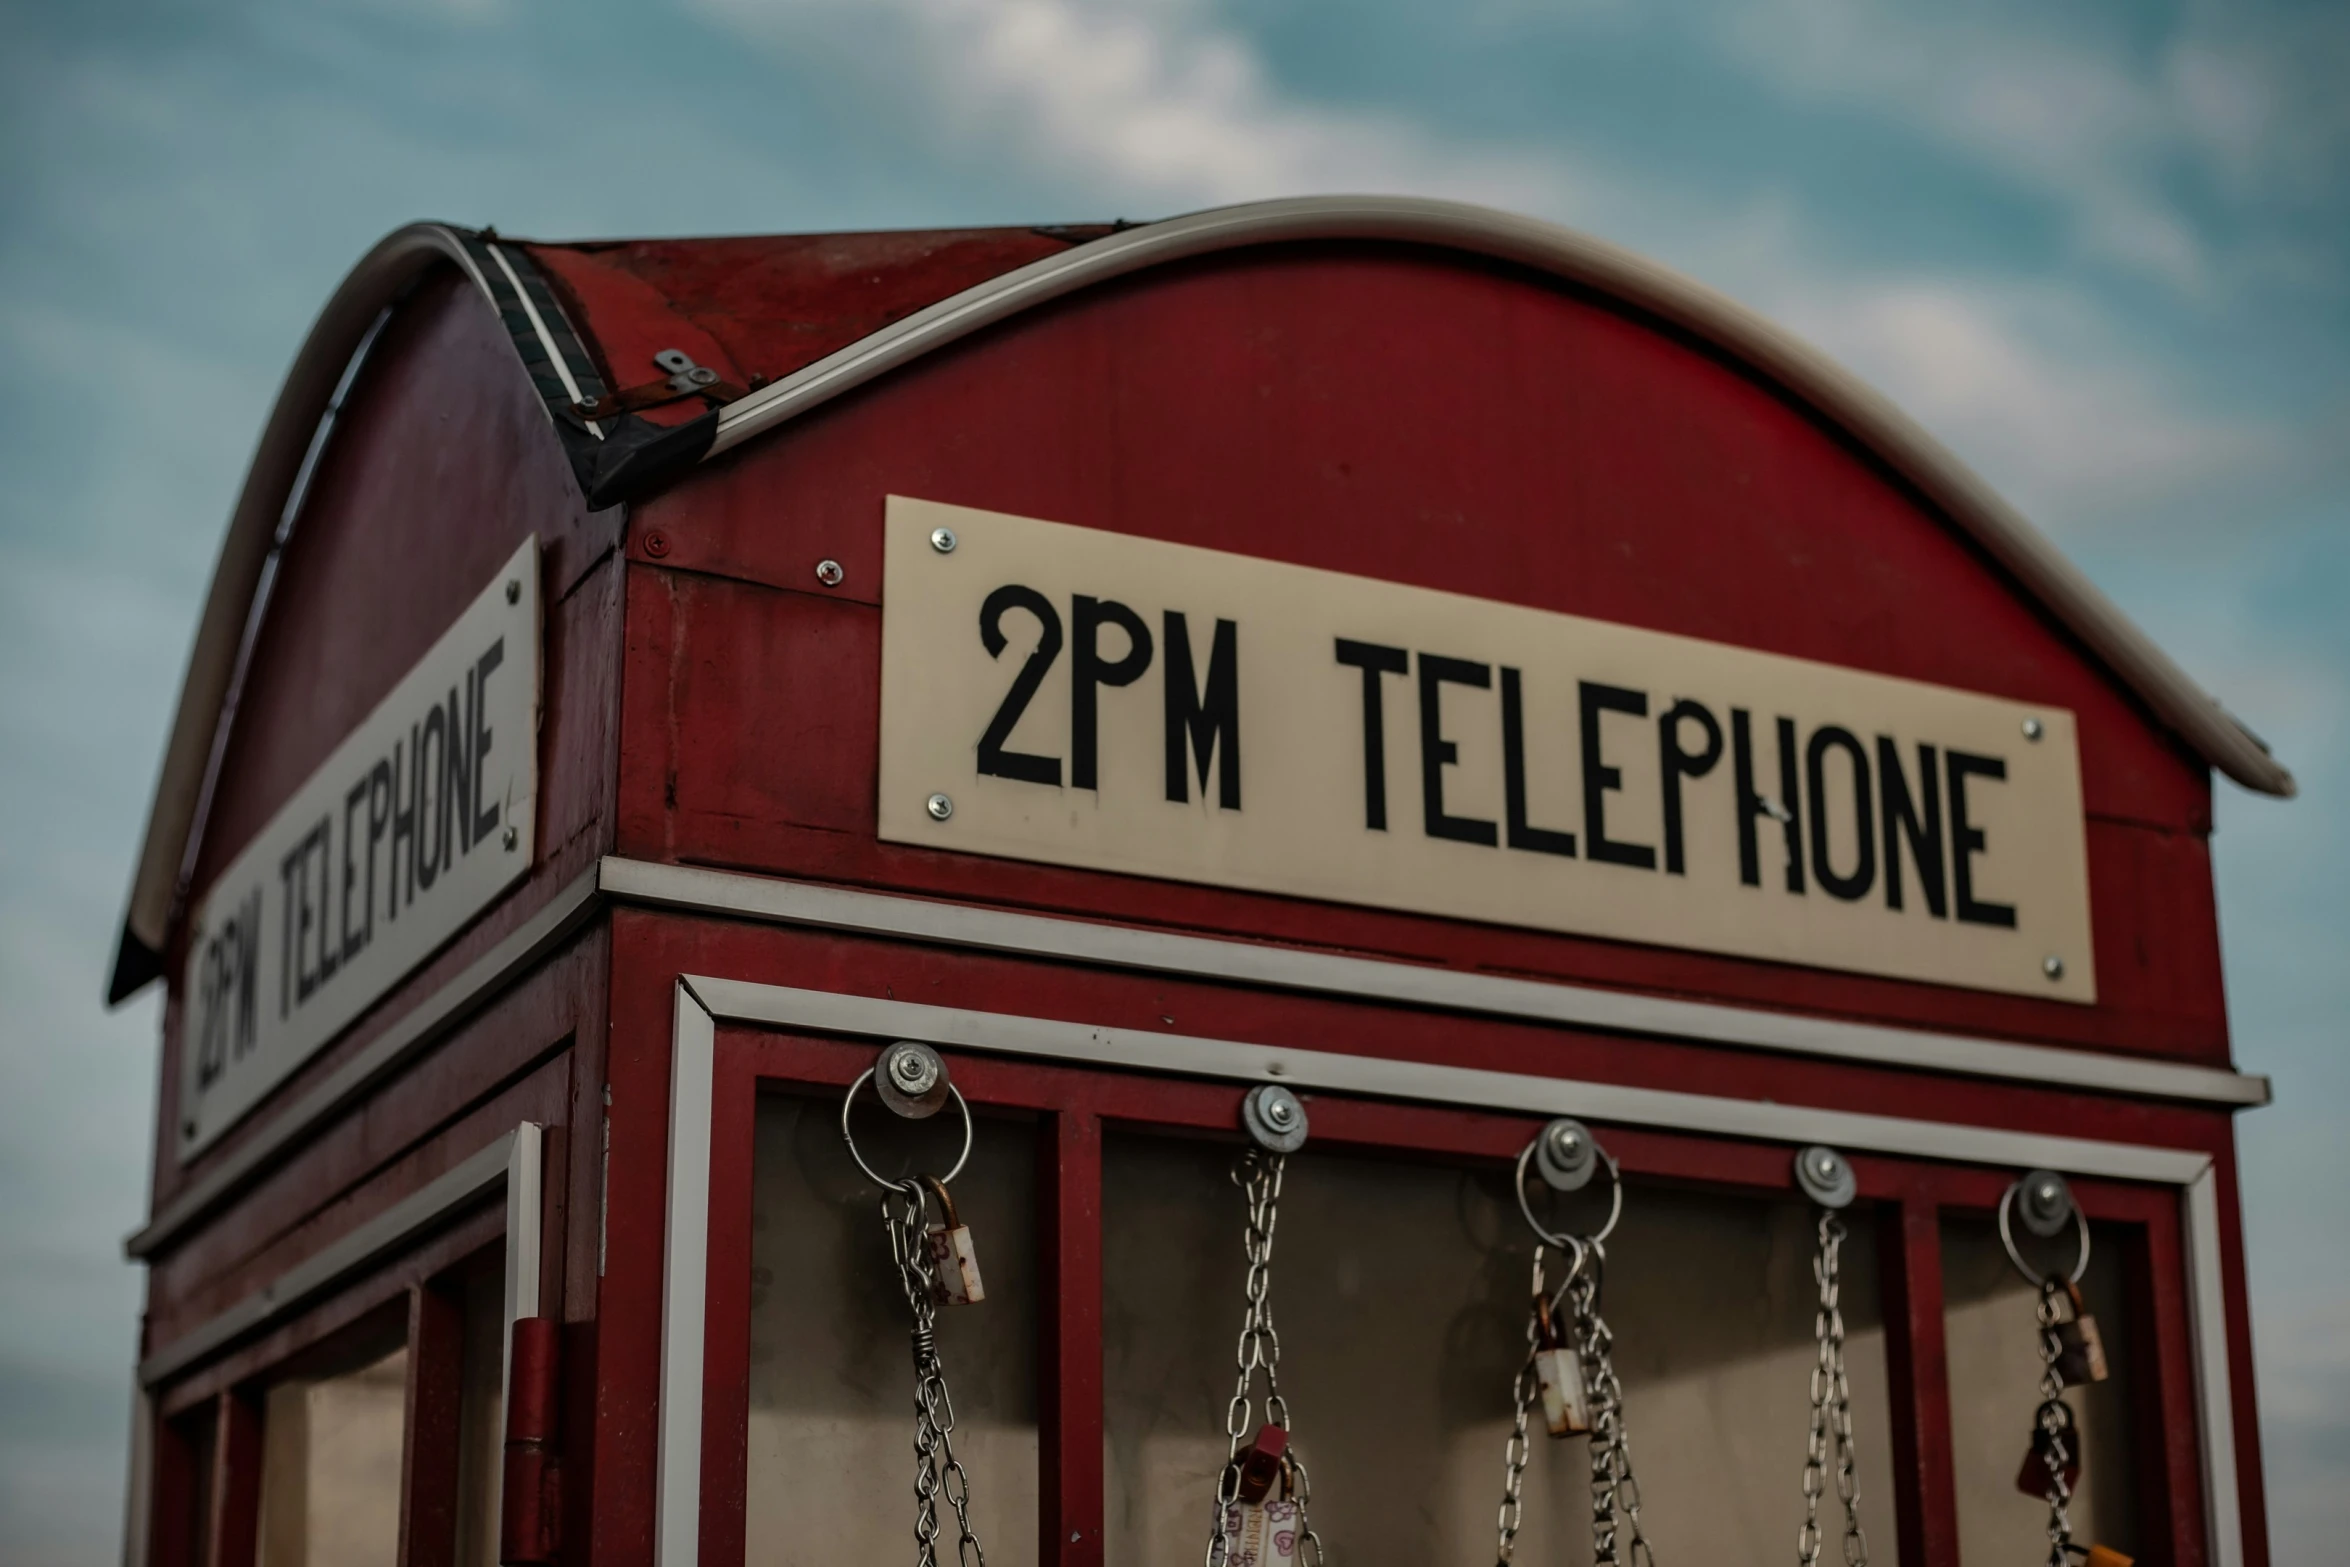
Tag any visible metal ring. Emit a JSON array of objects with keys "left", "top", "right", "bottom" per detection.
[
  {"left": 839, "top": 1067, "right": 974, "bottom": 1193},
  {"left": 1514, "top": 1137, "right": 1622, "bottom": 1249},
  {"left": 1997, "top": 1179, "right": 2092, "bottom": 1285}
]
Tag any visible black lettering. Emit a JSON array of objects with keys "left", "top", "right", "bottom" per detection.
[
  {"left": 1499, "top": 668, "right": 1576, "bottom": 857},
  {"left": 445, "top": 678, "right": 474, "bottom": 859},
  {"left": 234, "top": 888, "right": 259, "bottom": 1058},
  {"left": 1335, "top": 639, "right": 1409, "bottom": 830},
  {"left": 341, "top": 779, "right": 368, "bottom": 965},
  {"left": 1418, "top": 654, "right": 1498, "bottom": 846},
  {"left": 366, "top": 758, "right": 391, "bottom": 943},
  {"left": 1806, "top": 725, "right": 1875, "bottom": 902},
  {"left": 1947, "top": 749, "right": 2017, "bottom": 928},
  {"left": 293, "top": 826, "right": 320, "bottom": 1003},
  {"left": 1163, "top": 612, "right": 1240, "bottom": 809},
  {"left": 1657, "top": 699, "right": 1723, "bottom": 875},
  {"left": 389, "top": 732, "right": 417, "bottom": 918},
  {"left": 472, "top": 638, "right": 503, "bottom": 843},
  {"left": 312, "top": 818, "right": 338, "bottom": 985},
  {"left": 976, "top": 585, "right": 1064, "bottom": 787},
  {"left": 278, "top": 852, "right": 298, "bottom": 1018},
  {"left": 1776, "top": 716, "right": 1807, "bottom": 894},
  {"left": 1732, "top": 709, "right": 1763, "bottom": 887},
  {"left": 1878, "top": 738, "right": 1947, "bottom": 918},
  {"left": 1579, "top": 681, "right": 1656, "bottom": 870},
  {"left": 1071, "top": 595, "right": 1152, "bottom": 791},
  {"left": 417, "top": 705, "right": 446, "bottom": 892}
]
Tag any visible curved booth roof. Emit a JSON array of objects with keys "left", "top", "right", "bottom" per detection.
[{"left": 108, "top": 196, "right": 2292, "bottom": 1002}]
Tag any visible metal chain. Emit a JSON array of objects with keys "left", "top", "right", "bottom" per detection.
[
  {"left": 1493, "top": 1246, "right": 1554, "bottom": 1566},
  {"left": 1799, "top": 1212, "right": 1867, "bottom": 1567},
  {"left": 2030, "top": 1278, "right": 2077, "bottom": 1567},
  {"left": 1567, "top": 1243, "right": 1653, "bottom": 1567},
  {"left": 884, "top": 1183, "right": 986, "bottom": 1567},
  {"left": 1205, "top": 1148, "right": 1324, "bottom": 1567}
]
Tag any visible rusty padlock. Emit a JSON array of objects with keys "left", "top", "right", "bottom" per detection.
[
  {"left": 2053, "top": 1278, "right": 2109, "bottom": 1385},
  {"left": 2015, "top": 1398, "right": 2082, "bottom": 1498},
  {"left": 1532, "top": 1290, "right": 1591, "bottom": 1437},
  {"left": 918, "top": 1175, "right": 984, "bottom": 1306}
]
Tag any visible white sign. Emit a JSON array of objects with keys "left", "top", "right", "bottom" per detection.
[
  {"left": 179, "top": 537, "right": 541, "bottom": 1158},
  {"left": 879, "top": 498, "right": 2096, "bottom": 1002}
]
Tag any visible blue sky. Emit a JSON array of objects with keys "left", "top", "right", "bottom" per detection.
[{"left": 1, "top": 0, "right": 2343, "bottom": 1560}]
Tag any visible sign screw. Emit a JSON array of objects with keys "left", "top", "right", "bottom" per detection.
[
  {"left": 926, "top": 793, "right": 954, "bottom": 821},
  {"left": 2021, "top": 717, "right": 2044, "bottom": 741},
  {"left": 503, "top": 825, "right": 520, "bottom": 851},
  {"left": 814, "top": 559, "right": 845, "bottom": 587},
  {"left": 930, "top": 526, "right": 958, "bottom": 554},
  {"left": 506, "top": 579, "right": 521, "bottom": 604},
  {"left": 2042, "top": 954, "right": 2065, "bottom": 979},
  {"left": 644, "top": 531, "right": 671, "bottom": 558}
]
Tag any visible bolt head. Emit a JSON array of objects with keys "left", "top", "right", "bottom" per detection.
[
  {"left": 2022, "top": 717, "right": 2045, "bottom": 741},
  {"left": 1815, "top": 1152, "right": 1836, "bottom": 1177},
  {"left": 930, "top": 526, "right": 958, "bottom": 554},
  {"left": 502, "top": 824, "right": 520, "bottom": 851},
  {"left": 814, "top": 558, "right": 845, "bottom": 587},
  {"left": 506, "top": 579, "right": 521, "bottom": 604},
  {"left": 644, "top": 532, "right": 670, "bottom": 558},
  {"left": 889, "top": 1050, "right": 938, "bottom": 1094},
  {"left": 2043, "top": 954, "right": 2065, "bottom": 980},
  {"left": 925, "top": 793, "right": 954, "bottom": 822},
  {"left": 1549, "top": 1125, "right": 1583, "bottom": 1159},
  {"left": 1264, "top": 1097, "right": 1294, "bottom": 1127}
]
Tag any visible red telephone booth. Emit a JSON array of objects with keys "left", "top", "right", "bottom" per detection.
[{"left": 113, "top": 197, "right": 2285, "bottom": 1567}]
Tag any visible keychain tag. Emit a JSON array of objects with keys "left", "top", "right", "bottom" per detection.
[
  {"left": 1531, "top": 1293, "right": 1591, "bottom": 1437},
  {"left": 1219, "top": 1497, "right": 1300, "bottom": 1567},
  {"left": 2054, "top": 1279, "right": 2108, "bottom": 1385},
  {"left": 919, "top": 1175, "right": 985, "bottom": 1306}
]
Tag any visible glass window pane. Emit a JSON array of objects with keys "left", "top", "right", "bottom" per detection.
[
  {"left": 258, "top": 1341, "right": 409, "bottom": 1567},
  {"left": 1942, "top": 1214, "right": 2138, "bottom": 1562},
  {"left": 746, "top": 1091, "right": 1038, "bottom": 1561},
  {"left": 1104, "top": 1130, "right": 1899, "bottom": 1567}
]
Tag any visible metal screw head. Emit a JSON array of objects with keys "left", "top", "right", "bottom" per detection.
[
  {"left": 2017, "top": 1168, "right": 2075, "bottom": 1236},
  {"left": 644, "top": 531, "right": 671, "bottom": 559},
  {"left": 814, "top": 559, "right": 845, "bottom": 587},
  {"left": 502, "top": 824, "right": 520, "bottom": 851},
  {"left": 2022, "top": 717, "right": 2045, "bottom": 741},
  {"left": 506, "top": 579, "right": 521, "bottom": 604},
  {"left": 925, "top": 793, "right": 954, "bottom": 822},
  {"left": 930, "top": 526, "right": 958, "bottom": 554},
  {"left": 1795, "top": 1144, "right": 1857, "bottom": 1209},
  {"left": 685, "top": 365, "right": 718, "bottom": 387},
  {"left": 1535, "top": 1116, "right": 1600, "bottom": 1192},
  {"left": 2043, "top": 954, "right": 2065, "bottom": 980},
  {"left": 1241, "top": 1084, "right": 1309, "bottom": 1152},
  {"left": 875, "top": 1040, "right": 950, "bottom": 1119}
]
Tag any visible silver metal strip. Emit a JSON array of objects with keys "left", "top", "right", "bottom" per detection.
[
  {"left": 127, "top": 865, "right": 603, "bottom": 1259},
  {"left": 689, "top": 975, "right": 2211, "bottom": 1184},
  {"left": 702, "top": 195, "right": 2286, "bottom": 799},
  {"left": 601, "top": 857, "right": 2268, "bottom": 1108},
  {"left": 663, "top": 973, "right": 2245, "bottom": 1567},
  {"left": 2185, "top": 1165, "right": 2240, "bottom": 1564},
  {"left": 656, "top": 984, "right": 717, "bottom": 1567},
  {"left": 501, "top": 1121, "right": 546, "bottom": 1415},
  {"left": 140, "top": 1125, "right": 533, "bottom": 1386}
]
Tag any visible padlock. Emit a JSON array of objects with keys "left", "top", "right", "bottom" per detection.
[
  {"left": 1219, "top": 1496, "right": 1300, "bottom": 1567},
  {"left": 1234, "top": 1422, "right": 1288, "bottom": 1504},
  {"left": 919, "top": 1175, "right": 984, "bottom": 1306},
  {"left": 2076, "top": 1547, "right": 2134, "bottom": 1567},
  {"left": 1532, "top": 1293, "right": 1590, "bottom": 1437},
  {"left": 2054, "top": 1279, "right": 2109, "bottom": 1385},
  {"left": 2014, "top": 1399, "right": 2081, "bottom": 1498}
]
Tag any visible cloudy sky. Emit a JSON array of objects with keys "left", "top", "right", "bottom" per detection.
[{"left": 1, "top": 0, "right": 2343, "bottom": 1560}]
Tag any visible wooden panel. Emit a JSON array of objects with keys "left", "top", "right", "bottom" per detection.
[
  {"left": 398, "top": 1283, "right": 466, "bottom": 1567},
  {"left": 1879, "top": 1198, "right": 1959, "bottom": 1567},
  {"left": 1040, "top": 1111, "right": 1105, "bottom": 1567},
  {"left": 615, "top": 243, "right": 2227, "bottom": 1061}
]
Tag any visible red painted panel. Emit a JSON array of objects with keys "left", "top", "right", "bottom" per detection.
[
  {"left": 611, "top": 244, "right": 2229, "bottom": 1060},
  {"left": 1880, "top": 1200, "right": 1959, "bottom": 1567},
  {"left": 1039, "top": 1111, "right": 1105, "bottom": 1567}
]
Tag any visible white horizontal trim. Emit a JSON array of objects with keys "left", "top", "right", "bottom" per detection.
[
  {"left": 141, "top": 1123, "right": 537, "bottom": 1387},
  {"left": 601, "top": 857, "right": 2268, "bottom": 1108},
  {"left": 689, "top": 975, "right": 2210, "bottom": 1185},
  {"left": 667, "top": 973, "right": 2244, "bottom": 1567},
  {"left": 704, "top": 195, "right": 2289, "bottom": 799}
]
